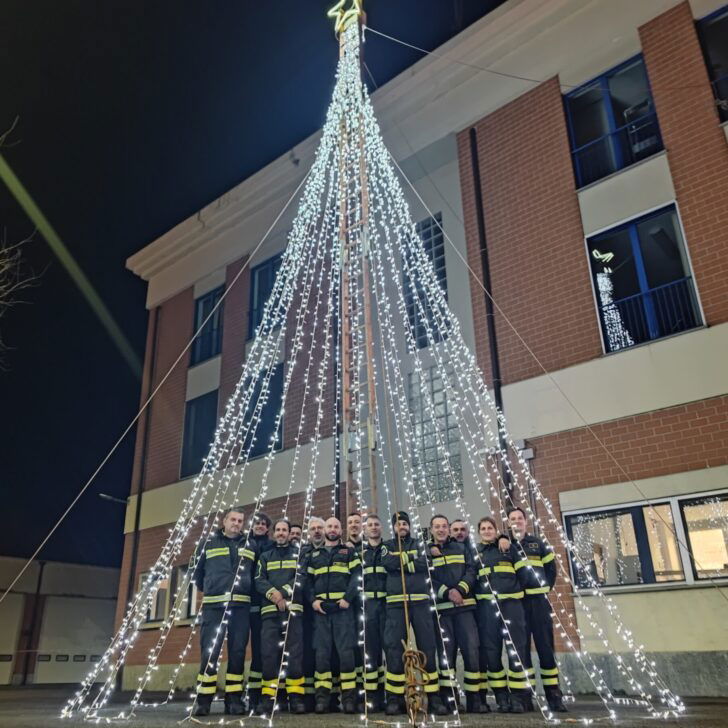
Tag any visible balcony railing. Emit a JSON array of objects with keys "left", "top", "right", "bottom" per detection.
[
  {"left": 573, "top": 111, "right": 663, "bottom": 188},
  {"left": 599, "top": 276, "right": 701, "bottom": 353}
]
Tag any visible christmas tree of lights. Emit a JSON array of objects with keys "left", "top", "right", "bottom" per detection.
[{"left": 62, "top": 4, "right": 686, "bottom": 724}]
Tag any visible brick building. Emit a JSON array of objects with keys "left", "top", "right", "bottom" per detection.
[{"left": 119, "top": 0, "right": 728, "bottom": 696}]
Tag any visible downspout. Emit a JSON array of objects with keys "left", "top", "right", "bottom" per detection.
[
  {"left": 468, "top": 127, "right": 512, "bottom": 496},
  {"left": 20, "top": 560, "right": 45, "bottom": 685}
]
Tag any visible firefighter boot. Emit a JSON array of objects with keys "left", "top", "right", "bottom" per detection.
[
  {"left": 429, "top": 695, "right": 449, "bottom": 716},
  {"left": 478, "top": 690, "right": 492, "bottom": 713},
  {"left": 193, "top": 695, "right": 212, "bottom": 717},
  {"left": 465, "top": 692, "right": 482, "bottom": 714},
  {"left": 254, "top": 697, "right": 274, "bottom": 717},
  {"left": 546, "top": 688, "right": 568, "bottom": 713},
  {"left": 385, "top": 694, "right": 404, "bottom": 716},
  {"left": 224, "top": 694, "right": 245, "bottom": 716},
  {"left": 494, "top": 690, "right": 511, "bottom": 713},
  {"left": 289, "top": 695, "right": 307, "bottom": 714}
]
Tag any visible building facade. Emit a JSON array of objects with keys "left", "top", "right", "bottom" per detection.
[
  {"left": 0, "top": 557, "right": 118, "bottom": 685},
  {"left": 120, "top": 0, "right": 728, "bottom": 696}
]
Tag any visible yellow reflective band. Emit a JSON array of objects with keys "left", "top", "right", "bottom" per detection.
[
  {"left": 489, "top": 679, "right": 507, "bottom": 688},
  {"left": 197, "top": 685, "right": 217, "bottom": 694},
  {"left": 281, "top": 560, "right": 297, "bottom": 568},
  {"left": 508, "top": 680, "right": 528, "bottom": 689},
  {"left": 262, "top": 687, "right": 277, "bottom": 696},
  {"left": 289, "top": 603, "right": 304, "bottom": 612},
  {"left": 348, "top": 558, "right": 361, "bottom": 569},
  {"left": 431, "top": 557, "right": 445, "bottom": 567},
  {"left": 248, "top": 670, "right": 262, "bottom": 678},
  {"left": 205, "top": 547, "right": 229, "bottom": 558},
  {"left": 540, "top": 667, "right": 559, "bottom": 676},
  {"left": 476, "top": 592, "right": 494, "bottom": 600},
  {"left": 439, "top": 679, "right": 456, "bottom": 687},
  {"left": 315, "top": 671, "right": 332, "bottom": 679},
  {"left": 526, "top": 668, "right": 536, "bottom": 676},
  {"left": 507, "top": 670, "right": 527, "bottom": 679},
  {"left": 435, "top": 601, "right": 454, "bottom": 610},
  {"left": 463, "top": 683, "right": 480, "bottom": 692},
  {"left": 444, "top": 554, "right": 465, "bottom": 564},
  {"left": 424, "top": 682, "right": 440, "bottom": 693},
  {"left": 341, "top": 680, "right": 356, "bottom": 690},
  {"left": 340, "top": 671, "right": 357, "bottom": 680},
  {"left": 497, "top": 591, "right": 524, "bottom": 600},
  {"left": 525, "top": 586, "right": 550, "bottom": 595},
  {"left": 493, "top": 564, "right": 516, "bottom": 574},
  {"left": 437, "top": 584, "right": 448, "bottom": 599},
  {"left": 315, "top": 680, "right": 332, "bottom": 689},
  {"left": 385, "top": 683, "right": 405, "bottom": 694},
  {"left": 479, "top": 681, "right": 489, "bottom": 690},
  {"left": 239, "top": 548, "right": 255, "bottom": 561},
  {"left": 542, "top": 677, "right": 560, "bottom": 686},
  {"left": 364, "top": 682, "right": 378, "bottom": 690},
  {"left": 266, "top": 562, "right": 282, "bottom": 571},
  {"left": 287, "top": 677, "right": 304, "bottom": 685},
  {"left": 463, "top": 671, "right": 480, "bottom": 679},
  {"left": 458, "top": 580, "right": 470, "bottom": 594},
  {"left": 527, "top": 556, "right": 544, "bottom": 567},
  {"left": 364, "top": 591, "right": 387, "bottom": 598},
  {"left": 542, "top": 552, "right": 555, "bottom": 564},
  {"left": 439, "top": 668, "right": 455, "bottom": 677},
  {"left": 488, "top": 670, "right": 506, "bottom": 679},
  {"left": 329, "top": 564, "right": 350, "bottom": 574},
  {"left": 386, "top": 593, "right": 429, "bottom": 603},
  {"left": 462, "top": 597, "right": 476, "bottom": 606},
  {"left": 225, "top": 673, "right": 244, "bottom": 681},
  {"left": 479, "top": 566, "right": 492, "bottom": 576},
  {"left": 514, "top": 560, "right": 527, "bottom": 570},
  {"left": 407, "top": 560, "right": 415, "bottom": 573},
  {"left": 261, "top": 605, "right": 278, "bottom": 614},
  {"left": 232, "top": 594, "right": 251, "bottom": 602},
  {"left": 286, "top": 684, "right": 305, "bottom": 694},
  {"left": 225, "top": 684, "right": 243, "bottom": 693},
  {"left": 198, "top": 673, "right": 218, "bottom": 683},
  {"left": 315, "top": 591, "right": 345, "bottom": 599},
  {"left": 202, "top": 593, "right": 231, "bottom": 603}
]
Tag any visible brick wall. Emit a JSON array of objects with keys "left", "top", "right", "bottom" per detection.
[
  {"left": 640, "top": 2, "right": 728, "bottom": 327},
  {"left": 457, "top": 77, "right": 602, "bottom": 387}
]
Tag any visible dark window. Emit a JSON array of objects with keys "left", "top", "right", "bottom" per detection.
[
  {"left": 175, "top": 565, "right": 200, "bottom": 619},
  {"left": 565, "top": 503, "right": 683, "bottom": 587},
  {"left": 180, "top": 390, "right": 219, "bottom": 479},
  {"left": 139, "top": 572, "right": 170, "bottom": 623},
  {"left": 697, "top": 6, "right": 728, "bottom": 123},
  {"left": 55, "top": 655, "right": 69, "bottom": 662},
  {"left": 73, "top": 655, "right": 86, "bottom": 662},
  {"left": 680, "top": 494, "right": 728, "bottom": 580},
  {"left": 565, "top": 56, "right": 663, "bottom": 187},
  {"left": 90, "top": 655, "right": 101, "bottom": 663},
  {"left": 37, "top": 654, "right": 51, "bottom": 662},
  {"left": 248, "top": 254, "right": 282, "bottom": 339},
  {"left": 404, "top": 213, "right": 448, "bottom": 349},
  {"left": 0, "top": 654, "right": 13, "bottom": 662},
  {"left": 190, "top": 286, "right": 224, "bottom": 366},
  {"left": 587, "top": 206, "right": 701, "bottom": 352},
  {"left": 242, "top": 363, "right": 284, "bottom": 459}
]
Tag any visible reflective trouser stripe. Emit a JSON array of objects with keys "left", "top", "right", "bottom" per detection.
[
  {"left": 303, "top": 676, "right": 315, "bottom": 694},
  {"left": 488, "top": 669, "right": 507, "bottom": 688},
  {"left": 542, "top": 677, "right": 560, "bottom": 685},
  {"left": 364, "top": 669, "right": 380, "bottom": 691},
  {"left": 197, "top": 672, "right": 217, "bottom": 694},
  {"left": 286, "top": 677, "right": 305, "bottom": 694},
  {"left": 479, "top": 671, "right": 489, "bottom": 690},
  {"left": 439, "top": 667, "right": 456, "bottom": 688},
  {"left": 340, "top": 670, "right": 357, "bottom": 690},
  {"left": 463, "top": 670, "right": 481, "bottom": 692},
  {"left": 262, "top": 679, "right": 279, "bottom": 696},
  {"left": 386, "top": 672, "right": 405, "bottom": 694},
  {"left": 424, "top": 671, "right": 440, "bottom": 693},
  {"left": 197, "top": 673, "right": 217, "bottom": 682},
  {"left": 247, "top": 669, "right": 262, "bottom": 688},
  {"left": 197, "top": 684, "right": 217, "bottom": 694},
  {"left": 315, "top": 671, "right": 332, "bottom": 689}
]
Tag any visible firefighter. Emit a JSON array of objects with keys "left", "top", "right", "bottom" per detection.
[
  {"left": 192, "top": 506, "right": 258, "bottom": 717},
  {"left": 500, "top": 506, "right": 567, "bottom": 713},
  {"left": 428, "top": 514, "right": 481, "bottom": 714},
  {"left": 300, "top": 517, "right": 325, "bottom": 711},
  {"left": 346, "top": 511, "right": 364, "bottom": 706},
  {"left": 289, "top": 523, "right": 303, "bottom": 545},
  {"left": 254, "top": 519, "right": 306, "bottom": 715},
  {"left": 361, "top": 514, "right": 387, "bottom": 711},
  {"left": 476, "top": 516, "right": 530, "bottom": 714},
  {"left": 381, "top": 511, "right": 444, "bottom": 716},
  {"left": 450, "top": 519, "right": 471, "bottom": 547},
  {"left": 304, "top": 516, "right": 362, "bottom": 714}
]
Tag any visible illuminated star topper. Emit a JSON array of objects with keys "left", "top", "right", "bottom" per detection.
[{"left": 327, "top": 0, "right": 363, "bottom": 34}]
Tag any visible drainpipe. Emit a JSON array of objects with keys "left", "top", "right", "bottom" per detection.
[
  {"left": 468, "top": 127, "right": 512, "bottom": 496},
  {"left": 119, "top": 306, "right": 160, "bottom": 687},
  {"left": 21, "top": 560, "right": 45, "bottom": 685}
]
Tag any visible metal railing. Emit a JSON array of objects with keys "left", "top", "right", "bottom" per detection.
[
  {"left": 599, "top": 276, "right": 701, "bottom": 352},
  {"left": 573, "top": 111, "right": 663, "bottom": 187}
]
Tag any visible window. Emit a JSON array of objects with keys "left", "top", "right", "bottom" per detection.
[
  {"left": 697, "top": 6, "right": 728, "bottom": 123},
  {"left": 248, "top": 254, "right": 282, "bottom": 339},
  {"left": 73, "top": 655, "right": 86, "bottom": 662},
  {"left": 242, "top": 363, "right": 284, "bottom": 459},
  {"left": 90, "top": 655, "right": 101, "bottom": 663},
  {"left": 404, "top": 213, "right": 448, "bottom": 349},
  {"left": 587, "top": 206, "right": 701, "bottom": 352},
  {"left": 565, "top": 56, "right": 663, "bottom": 187},
  {"left": 408, "top": 364, "right": 462, "bottom": 505},
  {"left": 140, "top": 572, "right": 170, "bottom": 623},
  {"left": 565, "top": 503, "right": 683, "bottom": 587},
  {"left": 190, "top": 286, "right": 224, "bottom": 366},
  {"left": 180, "top": 390, "right": 219, "bottom": 479},
  {"left": 55, "top": 655, "right": 69, "bottom": 662},
  {"left": 175, "top": 565, "right": 200, "bottom": 620},
  {"left": 37, "top": 654, "right": 51, "bottom": 662},
  {"left": 680, "top": 494, "right": 728, "bottom": 580}
]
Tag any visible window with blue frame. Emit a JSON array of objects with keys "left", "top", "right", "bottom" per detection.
[
  {"left": 586, "top": 206, "right": 701, "bottom": 353},
  {"left": 241, "top": 362, "right": 284, "bottom": 459},
  {"left": 697, "top": 5, "right": 728, "bottom": 123},
  {"left": 180, "top": 390, "right": 219, "bottom": 479},
  {"left": 565, "top": 56, "right": 663, "bottom": 187},
  {"left": 190, "top": 286, "right": 224, "bottom": 366},
  {"left": 404, "top": 213, "right": 448, "bottom": 349},
  {"left": 248, "top": 254, "right": 282, "bottom": 339}
]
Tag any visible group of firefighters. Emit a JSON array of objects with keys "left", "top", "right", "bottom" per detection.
[{"left": 191, "top": 505, "right": 568, "bottom": 717}]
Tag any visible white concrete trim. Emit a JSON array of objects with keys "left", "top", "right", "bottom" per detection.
[
  {"left": 186, "top": 356, "right": 221, "bottom": 401},
  {"left": 193, "top": 268, "right": 226, "bottom": 299}
]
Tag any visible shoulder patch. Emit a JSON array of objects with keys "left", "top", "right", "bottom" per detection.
[{"left": 339, "top": 548, "right": 349, "bottom": 555}]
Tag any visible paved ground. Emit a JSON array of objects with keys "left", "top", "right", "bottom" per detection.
[{"left": 1, "top": 687, "right": 726, "bottom": 727}]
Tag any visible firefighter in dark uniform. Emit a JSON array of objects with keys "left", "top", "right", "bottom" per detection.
[
  {"left": 381, "top": 511, "right": 444, "bottom": 716},
  {"left": 192, "top": 506, "right": 258, "bottom": 717},
  {"left": 248, "top": 512, "right": 274, "bottom": 711},
  {"left": 346, "top": 511, "right": 364, "bottom": 708},
  {"left": 361, "top": 514, "right": 387, "bottom": 711},
  {"left": 304, "top": 516, "right": 362, "bottom": 714},
  {"left": 476, "top": 516, "right": 530, "bottom": 714},
  {"left": 427, "top": 515, "right": 481, "bottom": 713},
  {"left": 501, "top": 506, "right": 567, "bottom": 713},
  {"left": 254, "top": 519, "right": 306, "bottom": 715},
  {"left": 300, "top": 517, "right": 326, "bottom": 711}
]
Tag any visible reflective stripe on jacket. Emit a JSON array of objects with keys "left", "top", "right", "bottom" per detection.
[
  {"left": 427, "top": 538, "right": 476, "bottom": 611},
  {"left": 381, "top": 535, "right": 430, "bottom": 606},
  {"left": 475, "top": 540, "right": 527, "bottom": 601},
  {"left": 255, "top": 542, "right": 304, "bottom": 617},
  {"left": 304, "top": 542, "right": 362, "bottom": 605}
]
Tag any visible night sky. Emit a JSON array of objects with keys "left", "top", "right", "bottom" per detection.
[{"left": 0, "top": 1, "right": 503, "bottom": 569}]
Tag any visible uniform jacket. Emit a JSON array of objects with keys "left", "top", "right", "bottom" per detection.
[
  {"left": 514, "top": 533, "right": 556, "bottom": 596},
  {"left": 304, "top": 541, "right": 362, "bottom": 610},
  {"left": 193, "top": 529, "right": 259, "bottom": 608},
  {"left": 426, "top": 538, "right": 477, "bottom": 612},
  {"left": 255, "top": 542, "right": 304, "bottom": 618},
  {"left": 250, "top": 534, "right": 275, "bottom": 613},
  {"left": 362, "top": 540, "right": 387, "bottom": 601},
  {"left": 381, "top": 534, "right": 430, "bottom": 607},
  {"left": 475, "top": 539, "right": 528, "bottom": 601}
]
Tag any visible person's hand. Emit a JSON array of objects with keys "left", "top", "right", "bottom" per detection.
[
  {"left": 337, "top": 598, "right": 350, "bottom": 610},
  {"left": 448, "top": 588, "right": 464, "bottom": 605},
  {"left": 270, "top": 589, "right": 284, "bottom": 604},
  {"left": 277, "top": 599, "right": 288, "bottom": 612},
  {"left": 498, "top": 536, "right": 511, "bottom": 553},
  {"left": 312, "top": 599, "right": 325, "bottom": 614},
  {"left": 430, "top": 546, "right": 441, "bottom": 557}
]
